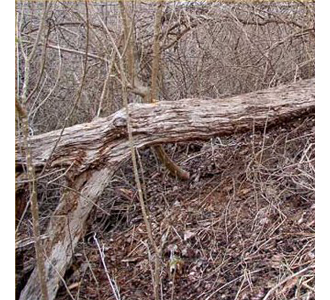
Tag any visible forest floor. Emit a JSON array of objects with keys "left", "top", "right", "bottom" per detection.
[{"left": 17, "top": 114, "right": 315, "bottom": 300}]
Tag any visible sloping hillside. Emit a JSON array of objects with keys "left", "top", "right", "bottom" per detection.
[{"left": 17, "top": 112, "right": 314, "bottom": 299}]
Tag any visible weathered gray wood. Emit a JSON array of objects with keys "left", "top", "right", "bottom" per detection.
[
  {"left": 17, "top": 78, "right": 314, "bottom": 300},
  {"left": 16, "top": 78, "right": 315, "bottom": 176},
  {"left": 19, "top": 167, "right": 114, "bottom": 300}
]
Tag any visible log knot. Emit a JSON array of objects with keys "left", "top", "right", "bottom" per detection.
[
  {"left": 113, "top": 116, "right": 127, "bottom": 128},
  {"left": 112, "top": 110, "right": 127, "bottom": 128}
]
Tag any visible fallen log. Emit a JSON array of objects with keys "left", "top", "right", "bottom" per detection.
[
  {"left": 16, "top": 78, "right": 315, "bottom": 176},
  {"left": 19, "top": 168, "right": 114, "bottom": 300},
  {"left": 17, "top": 78, "right": 314, "bottom": 300}
]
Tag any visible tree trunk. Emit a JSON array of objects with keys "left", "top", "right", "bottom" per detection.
[
  {"left": 17, "top": 78, "right": 314, "bottom": 300},
  {"left": 19, "top": 168, "right": 114, "bottom": 300}
]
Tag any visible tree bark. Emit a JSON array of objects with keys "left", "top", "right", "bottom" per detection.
[
  {"left": 17, "top": 78, "right": 314, "bottom": 300},
  {"left": 16, "top": 78, "right": 315, "bottom": 176}
]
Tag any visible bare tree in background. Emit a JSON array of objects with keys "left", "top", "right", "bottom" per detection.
[
  {"left": 16, "top": 1, "right": 314, "bottom": 132},
  {"left": 15, "top": 1, "right": 314, "bottom": 299}
]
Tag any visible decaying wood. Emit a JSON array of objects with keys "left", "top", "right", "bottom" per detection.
[
  {"left": 17, "top": 78, "right": 314, "bottom": 300},
  {"left": 19, "top": 168, "right": 114, "bottom": 300},
  {"left": 16, "top": 78, "right": 315, "bottom": 176}
]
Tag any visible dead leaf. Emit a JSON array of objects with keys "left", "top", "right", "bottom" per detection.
[{"left": 184, "top": 230, "right": 196, "bottom": 241}]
